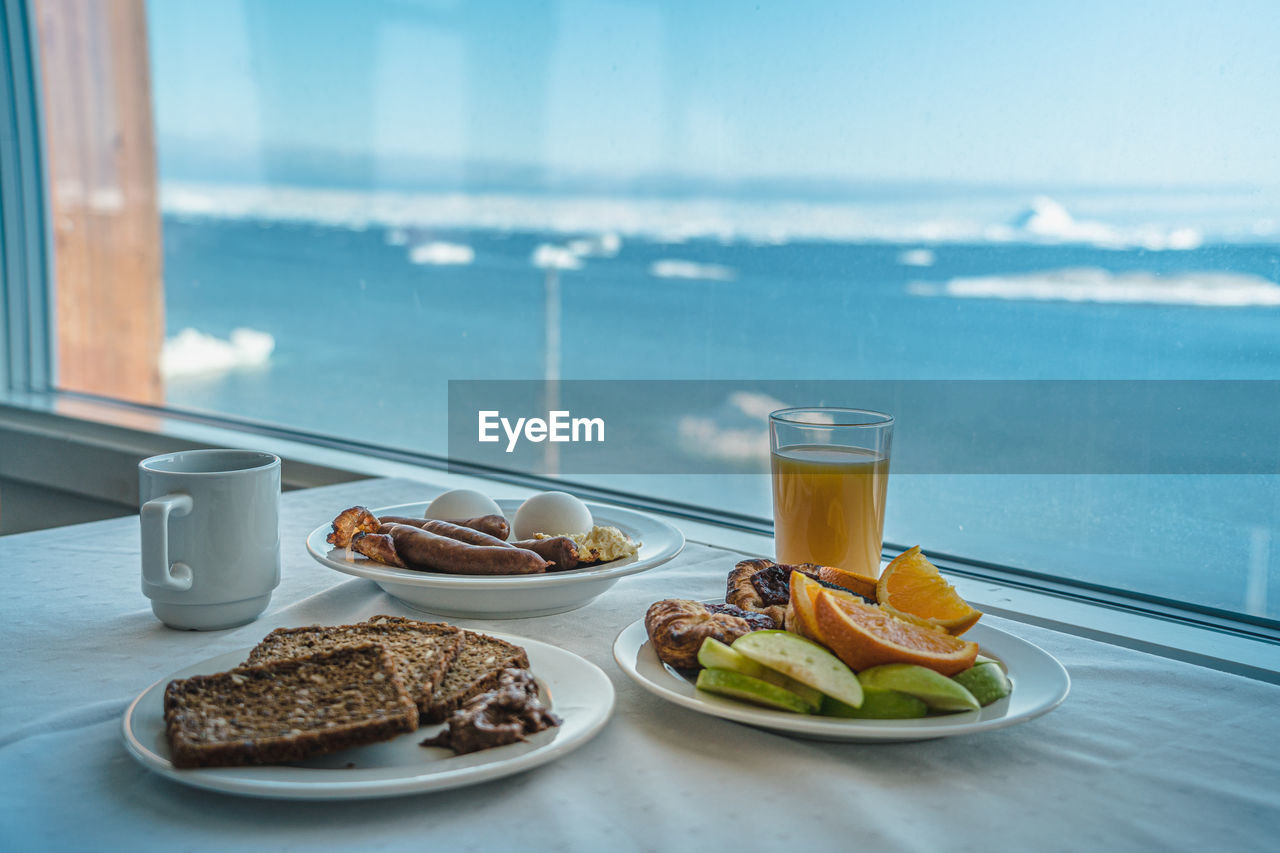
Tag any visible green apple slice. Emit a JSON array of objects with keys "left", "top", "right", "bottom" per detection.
[
  {"left": 698, "top": 637, "right": 770, "bottom": 676},
  {"left": 952, "top": 662, "right": 1012, "bottom": 706},
  {"left": 820, "top": 687, "right": 928, "bottom": 719},
  {"left": 858, "top": 663, "right": 980, "bottom": 712},
  {"left": 695, "top": 668, "right": 812, "bottom": 714},
  {"left": 697, "top": 638, "right": 823, "bottom": 710},
  {"left": 732, "top": 630, "right": 863, "bottom": 709}
]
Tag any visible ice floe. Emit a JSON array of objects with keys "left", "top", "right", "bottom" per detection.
[
  {"left": 907, "top": 268, "right": 1280, "bottom": 307},
  {"left": 676, "top": 391, "right": 789, "bottom": 463},
  {"left": 531, "top": 244, "right": 584, "bottom": 270},
  {"left": 649, "top": 259, "right": 735, "bottom": 281},
  {"left": 158, "top": 182, "right": 1268, "bottom": 249},
  {"left": 997, "top": 196, "right": 1203, "bottom": 250},
  {"left": 162, "top": 327, "right": 275, "bottom": 378},
  {"left": 897, "top": 248, "right": 936, "bottom": 267},
  {"left": 566, "top": 232, "right": 622, "bottom": 258},
  {"left": 408, "top": 241, "right": 474, "bottom": 265}
]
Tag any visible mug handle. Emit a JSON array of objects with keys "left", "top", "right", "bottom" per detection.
[{"left": 141, "top": 493, "right": 194, "bottom": 591}]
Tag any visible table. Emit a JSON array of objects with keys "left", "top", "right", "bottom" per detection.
[{"left": 2, "top": 477, "right": 1278, "bottom": 852}]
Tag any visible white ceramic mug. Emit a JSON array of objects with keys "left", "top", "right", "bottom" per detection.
[{"left": 139, "top": 449, "right": 281, "bottom": 630}]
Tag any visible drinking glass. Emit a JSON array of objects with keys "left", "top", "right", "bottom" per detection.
[{"left": 769, "top": 407, "right": 893, "bottom": 577}]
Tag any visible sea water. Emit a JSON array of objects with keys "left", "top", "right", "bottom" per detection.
[{"left": 157, "top": 206, "right": 1280, "bottom": 618}]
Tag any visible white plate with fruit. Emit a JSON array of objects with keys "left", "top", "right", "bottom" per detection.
[
  {"left": 613, "top": 618, "right": 1069, "bottom": 743},
  {"left": 614, "top": 549, "right": 1069, "bottom": 743}
]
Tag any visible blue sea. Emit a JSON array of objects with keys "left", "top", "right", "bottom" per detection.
[{"left": 156, "top": 186, "right": 1280, "bottom": 619}]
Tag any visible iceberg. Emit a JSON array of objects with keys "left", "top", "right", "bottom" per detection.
[
  {"left": 408, "top": 241, "right": 474, "bottom": 265},
  {"left": 910, "top": 268, "right": 1280, "bottom": 307},
  {"left": 162, "top": 327, "right": 275, "bottom": 378},
  {"left": 158, "top": 181, "right": 1254, "bottom": 248},
  {"left": 649, "top": 260, "right": 735, "bottom": 281},
  {"left": 531, "top": 244, "right": 584, "bottom": 270},
  {"left": 897, "top": 248, "right": 936, "bottom": 267},
  {"left": 566, "top": 232, "right": 622, "bottom": 258},
  {"left": 675, "top": 391, "right": 790, "bottom": 464},
  {"left": 1007, "top": 196, "right": 1203, "bottom": 250}
]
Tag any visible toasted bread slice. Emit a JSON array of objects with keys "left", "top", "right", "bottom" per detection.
[
  {"left": 164, "top": 644, "right": 417, "bottom": 769},
  {"left": 365, "top": 615, "right": 530, "bottom": 724},
  {"left": 245, "top": 621, "right": 463, "bottom": 716}
]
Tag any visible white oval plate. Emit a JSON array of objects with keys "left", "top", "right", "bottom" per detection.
[
  {"left": 613, "top": 618, "right": 1069, "bottom": 743},
  {"left": 122, "top": 633, "right": 615, "bottom": 799},
  {"left": 305, "top": 499, "right": 684, "bottom": 618}
]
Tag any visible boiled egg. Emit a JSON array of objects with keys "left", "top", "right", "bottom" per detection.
[
  {"left": 513, "top": 491, "right": 593, "bottom": 540},
  {"left": 425, "top": 489, "right": 503, "bottom": 524}
]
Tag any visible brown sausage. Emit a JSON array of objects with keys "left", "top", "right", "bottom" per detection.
[
  {"left": 350, "top": 531, "right": 407, "bottom": 568},
  {"left": 379, "top": 514, "right": 509, "bottom": 542},
  {"left": 384, "top": 523, "right": 547, "bottom": 575},
  {"left": 378, "top": 516, "right": 512, "bottom": 549},
  {"left": 511, "top": 537, "right": 580, "bottom": 571},
  {"left": 447, "top": 514, "right": 510, "bottom": 541},
  {"left": 327, "top": 506, "right": 380, "bottom": 548}
]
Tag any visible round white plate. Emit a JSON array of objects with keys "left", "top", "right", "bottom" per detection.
[
  {"left": 306, "top": 499, "right": 684, "bottom": 618},
  {"left": 122, "top": 633, "right": 615, "bottom": 800},
  {"left": 613, "top": 618, "right": 1069, "bottom": 743}
]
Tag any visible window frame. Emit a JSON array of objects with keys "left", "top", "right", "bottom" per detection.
[{"left": 1, "top": 0, "right": 52, "bottom": 395}]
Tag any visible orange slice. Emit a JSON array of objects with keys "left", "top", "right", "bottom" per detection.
[
  {"left": 810, "top": 565, "right": 879, "bottom": 601},
  {"left": 789, "top": 571, "right": 870, "bottom": 640},
  {"left": 812, "top": 590, "right": 979, "bottom": 676},
  {"left": 876, "top": 547, "right": 982, "bottom": 635},
  {"left": 787, "top": 571, "right": 823, "bottom": 639}
]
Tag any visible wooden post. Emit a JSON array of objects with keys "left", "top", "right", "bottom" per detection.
[{"left": 33, "top": 0, "right": 164, "bottom": 404}]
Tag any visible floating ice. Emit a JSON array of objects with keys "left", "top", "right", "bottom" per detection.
[
  {"left": 649, "top": 260, "right": 735, "bottom": 281},
  {"left": 531, "top": 244, "right": 584, "bottom": 270},
  {"left": 566, "top": 232, "right": 622, "bottom": 258},
  {"left": 408, "top": 241, "right": 474, "bottom": 265},
  {"left": 1010, "top": 196, "right": 1078, "bottom": 237},
  {"left": 676, "top": 416, "right": 768, "bottom": 463},
  {"left": 158, "top": 182, "right": 1260, "bottom": 249},
  {"left": 727, "top": 391, "right": 791, "bottom": 419},
  {"left": 162, "top": 327, "right": 275, "bottom": 378},
  {"left": 909, "top": 268, "right": 1280, "bottom": 307},
  {"left": 1007, "top": 196, "right": 1203, "bottom": 250},
  {"left": 898, "top": 248, "right": 936, "bottom": 267},
  {"left": 674, "top": 391, "right": 791, "bottom": 464}
]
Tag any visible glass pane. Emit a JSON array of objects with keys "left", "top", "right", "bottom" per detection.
[{"left": 45, "top": 1, "right": 1280, "bottom": 619}]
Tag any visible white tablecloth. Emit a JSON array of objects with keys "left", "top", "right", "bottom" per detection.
[{"left": 2, "top": 477, "right": 1277, "bottom": 852}]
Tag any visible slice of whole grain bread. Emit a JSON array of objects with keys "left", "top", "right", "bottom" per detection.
[
  {"left": 164, "top": 644, "right": 418, "bottom": 769},
  {"left": 365, "top": 615, "right": 531, "bottom": 724},
  {"left": 245, "top": 621, "right": 464, "bottom": 715}
]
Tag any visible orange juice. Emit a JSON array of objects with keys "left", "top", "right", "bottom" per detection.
[{"left": 771, "top": 444, "right": 889, "bottom": 577}]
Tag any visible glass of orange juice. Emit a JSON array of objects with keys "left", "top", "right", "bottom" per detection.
[{"left": 770, "top": 407, "right": 893, "bottom": 577}]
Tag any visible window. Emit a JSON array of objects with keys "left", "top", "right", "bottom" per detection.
[{"left": 6, "top": 0, "right": 1279, "bottom": 623}]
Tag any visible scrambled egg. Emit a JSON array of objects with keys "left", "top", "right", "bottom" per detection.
[{"left": 535, "top": 525, "right": 640, "bottom": 563}]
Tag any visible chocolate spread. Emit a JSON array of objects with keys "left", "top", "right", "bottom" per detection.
[{"left": 420, "top": 669, "right": 561, "bottom": 755}]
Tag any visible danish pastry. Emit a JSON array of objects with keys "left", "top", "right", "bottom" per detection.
[
  {"left": 644, "top": 599, "right": 776, "bottom": 670},
  {"left": 725, "top": 558, "right": 817, "bottom": 625}
]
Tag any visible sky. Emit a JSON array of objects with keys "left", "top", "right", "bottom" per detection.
[{"left": 146, "top": 0, "right": 1280, "bottom": 192}]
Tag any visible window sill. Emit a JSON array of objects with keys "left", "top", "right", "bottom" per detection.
[{"left": 2, "top": 390, "right": 1277, "bottom": 684}]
